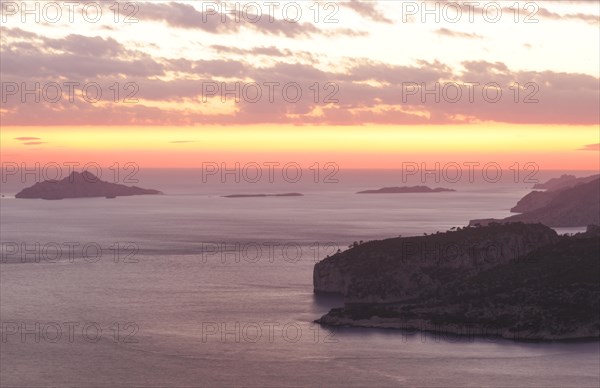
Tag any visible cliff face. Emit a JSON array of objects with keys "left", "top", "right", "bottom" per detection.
[
  {"left": 510, "top": 190, "right": 558, "bottom": 213},
  {"left": 314, "top": 223, "right": 558, "bottom": 303},
  {"left": 15, "top": 171, "right": 162, "bottom": 199},
  {"left": 316, "top": 227, "right": 600, "bottom": 341}
]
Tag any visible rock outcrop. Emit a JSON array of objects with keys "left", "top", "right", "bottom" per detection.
[{"left": 15, "top": 171, "right": 162, "bottom": 199}]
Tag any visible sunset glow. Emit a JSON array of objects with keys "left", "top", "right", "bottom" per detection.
[
  {"left": 1, "top": 1, "right": 598, "bottom": 170},
  {"left": 2, "top": 2, "right": 600, "bottom": 386}
]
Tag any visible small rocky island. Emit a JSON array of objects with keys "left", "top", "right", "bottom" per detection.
[
  {"left": 15, "top": 171, "right": 162, "bottom": 200},
  {"left": 222, "top": 193, "right": 303, "bottom": 198},
  {"left": 314, "top": 223, "right": 600, "bottom": 340},
  {"left": 470, "top": 176, "right": 600, "bottom": 227},
  {"left": 357, "top": 186, "right": 455, "bottom": 194}
]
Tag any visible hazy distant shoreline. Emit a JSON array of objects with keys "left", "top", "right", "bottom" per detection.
[{"left": 222, "top": 193, "right": 304, "bottom": 198}]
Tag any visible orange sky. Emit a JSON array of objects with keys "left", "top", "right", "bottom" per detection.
[
  {"left": 1, "top": 1, "right": 599, "bottom": 170},
  {"left": 2, "top": 124, "right": 598, "bottom": 170}
]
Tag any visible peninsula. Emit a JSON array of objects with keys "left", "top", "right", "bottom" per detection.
[
  {"left": 314, "top": 223, "right": 600, "bottom": 340},
  {"left": 470, "top": 177, "right": 600, "bottom": 227}
]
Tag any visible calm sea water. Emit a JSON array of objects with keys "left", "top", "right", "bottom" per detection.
[{"left": 1, "top": 170, "right": 598, "bottom": 387}]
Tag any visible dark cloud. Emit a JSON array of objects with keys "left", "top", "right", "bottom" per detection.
[
  {"left": 46, "top": 35, "right": 125, "bottom": 57},
  {"left": 435, "top": 28, "right": 482, "bottom": 39},
  {"left": 137, "top": 2, "right": 357, "bottom": 38},
  {"left": 210, "top": 45, "right": 316, "bottom": 62},
  {"left": 14, "top": 137, "right": 41, "bottom": 141},
  {"left": 4, "top": 57, "right": 598, "bottom": 126},
  {"left": 167, "top": 59, "right": 245, "bottom": 78},
  {"left": 1, "top": 29, "right": 164, "bottom": 78},
  {"left": 343, "top": 0, "right": 393, "bottom": 23},
  {"left": 343, "top": 59, "right": 452, "bottom": 85},
  {"left": 535, "top": 7, "right": 599, "bottom": 25},
  {"left": 0, "top": 27, "right": 37, "bottom": 39},
  {"left": 1, "top": 27, "right": 598, "bottom": 127},
  {"left": 430, "top": 1, "right": 598, "bottom": 25}
]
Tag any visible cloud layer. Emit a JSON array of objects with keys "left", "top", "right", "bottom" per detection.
[{"left": 1, "top": 0, "right": 598, "bottom": 127}]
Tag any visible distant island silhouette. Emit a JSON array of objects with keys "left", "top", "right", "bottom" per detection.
[
  {"left": 470, "top": 175, "right": 600, "bottom": 227},
  {"left": 222, "top": 193, "right": 303, "bottom": 198},
  {"left": 15, "top": 171, "right": 162, "bottom": 200},
  {"left": 533, "top": 173, "right": 599, "bottom": 191},
  {"left": 357, "top": 186, "right": 455, "bottom": 194}
]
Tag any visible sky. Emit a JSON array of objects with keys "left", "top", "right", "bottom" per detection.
[{"left": 1, "top": 0, "right": 599, "bottom": 170}]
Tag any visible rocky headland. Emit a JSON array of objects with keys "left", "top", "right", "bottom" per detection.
[
  {"left": 470, "top": 177, "right": 600, "bottom": 227},
  {"left": 315, "top": 174, "right": 600, "bottom": 340},
  {"left": 314, "top": 223, "right": 599, "bottom": 340}
]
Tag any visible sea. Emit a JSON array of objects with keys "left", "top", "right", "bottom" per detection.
[{"left": 1, "top": 169, "right": 598, "bottom": 387}]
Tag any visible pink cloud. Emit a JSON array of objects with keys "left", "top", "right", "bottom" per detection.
[
  {"left": 14, "top": 137, "right": 41, "bottom": 141},
  {"left": 578, "top": 144, "right": 600, "bottom": 151}
]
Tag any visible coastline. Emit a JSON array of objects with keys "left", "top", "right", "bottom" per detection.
[{"left": 315, "top": 314, "right": 600, "bottom": 342}]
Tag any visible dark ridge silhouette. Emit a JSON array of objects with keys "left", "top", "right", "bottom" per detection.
[
  {"left": 314, "top": 223, "right": 600, "bottom": 340},
  {"left": 512, "top": 174, "right": 600, "bottom": 213},
  {"left": 533, "top": 173, "right": 599, "bottom": 191},
  {"left": 510, "top": 190, "right": 559, "bottom": 213},
  {"left": 471, "top": 178, "right": 600, "bottom": 227},
  {"left": 357, "top": 186, "right": 455, "bottom": 194},
  {"left": 15, "top": 171, "right": 162, "bottom": 200},
  {"left": 314, "top": 223, "right": 558, "bottom": 298}
]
